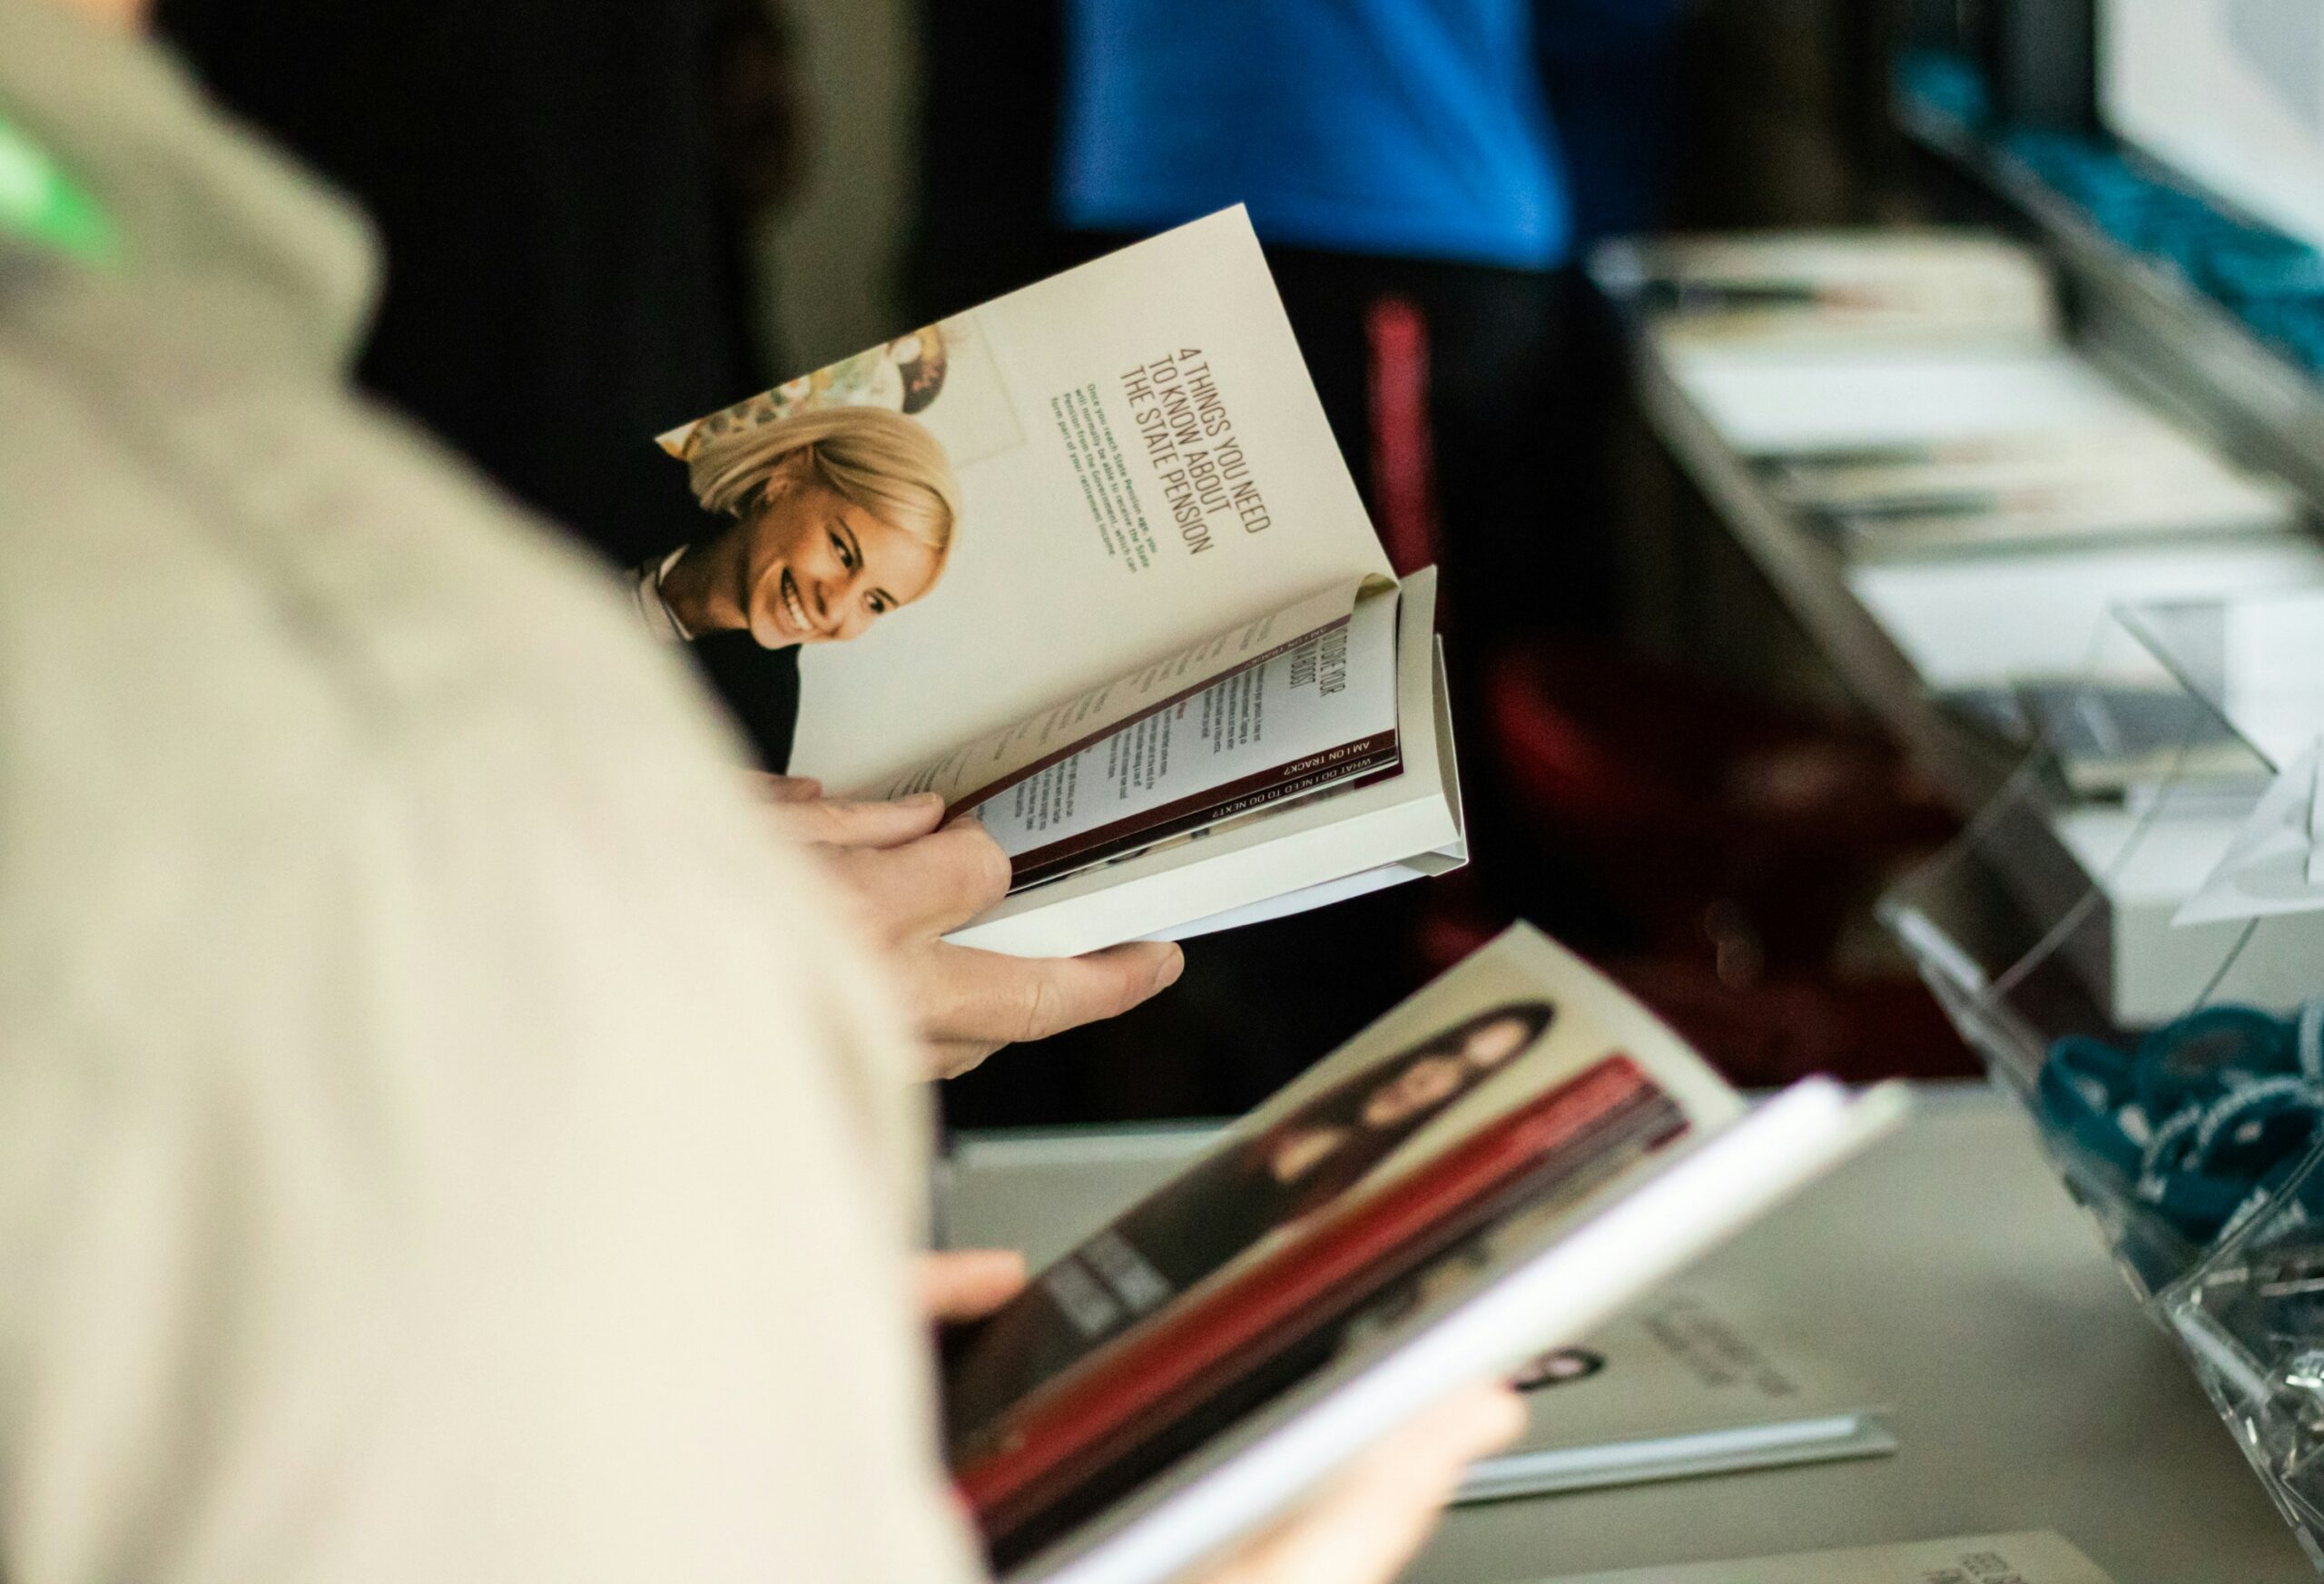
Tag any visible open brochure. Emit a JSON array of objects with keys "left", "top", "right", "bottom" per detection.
[
  {"left": 1458, "top": 1278, "right": 1895, "bottom": 1504},
  {"left": 655, "top": 210, "right": 1460, "bottom": 957},
  {"left": 935, "top": 923, "right": 1907, "bottom": 1584},
  {"left": 1536, "top": 1532, "right": 2117, "bottom": 1584}
]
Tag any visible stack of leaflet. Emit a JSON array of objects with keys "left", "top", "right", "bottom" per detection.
[
  {"left": 1598, "top": 227, "right": 2324, "bottom": 1028},
  {"left": 1612, "top": 231, "right": 2308, "bottom": 560},
  {"left": 2017, "top": 681, "right": 2268, "bottom": 799},
  {"left": 1955, "top": 588, "right": 2324, "bottom": 1026},
  {"left": 1935, "top": 679, "right": 2270, "bottom": 802},
  {"left": 1766, "top": 425, "right": 2301, "bottom": 561},
  {"left": 1848, "top": 537, "right": 2324, "bottom": 866},
  {"left": 1597, "top": 230, "right": 2061, "bottom": 349},
  {"left": 1457, "top": 1280, "right": 1892, "bottom": 1504},
  {"left": 1536, "top": 1532, "right": 2119, "bottom": 1584},
  {"left": 1876, "top": 580, "right": 2324, "bottom": 1027}
]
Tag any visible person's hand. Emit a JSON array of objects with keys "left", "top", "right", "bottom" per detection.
[
  {"left": 1194, "top": 1383, "right": 1524, "bottom": 1584},
  {"left": 917, "top": 1248, "right": 1029, "bottom": 1325},
  {"left": 760, "top": 777, "right": 1184, "bottom": 1077}
]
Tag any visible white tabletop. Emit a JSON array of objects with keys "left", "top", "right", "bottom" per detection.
[{"left": 940, "top": 1084, "right": 2313, "bottom": 1584}]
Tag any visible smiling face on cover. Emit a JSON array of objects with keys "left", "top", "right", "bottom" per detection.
[{"left": 736, "top": 457, "right": 945, "bottom": 649}]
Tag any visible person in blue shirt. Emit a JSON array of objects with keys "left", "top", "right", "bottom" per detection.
[
  {"left": 1054, "top": 0, "right": 1689, "bottom": 645},
  {"left": 901, "top": 2, "right": 1690, "bottom": 1134},
  {"left": 1059, "top": 2, "right": 1571, "bottom": 272},
  {"left": 947, "top": 0, "right": 1691, "bottom": 1129}
]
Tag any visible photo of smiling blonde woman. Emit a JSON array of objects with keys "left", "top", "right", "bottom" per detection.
[{"left": 637, "top": 403, "right": 963, "bottom": 655}]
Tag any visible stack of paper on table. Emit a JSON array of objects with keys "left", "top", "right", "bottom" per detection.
[
  {"left": 2118, "top": 590, "right": 2324, "bottom": 773},
  {"left": 1662, "top": 345, "right": 2302, "bottom": 559},
  {"left": 1533, "top": 1531, "right": 2117, "bottom": 1584},
  {"left": 1664, "top": 346, "right": 2142, "bottom": 458},
  {"left": 2011, "top": 682, "right": 2270, "bottom": 800},
  {"left": 1609, "top": 229, "right": 2305, "bottom": 561},
  {"left": 1845, "top": 548, "right": 2324, "bottom": 1021},
  {"left": 1596, "top": 230, "right": 2060, "bottom": 348},
  {"left": 1458, "top": 1280, "right": 1892, "bottom": 1503},
  {"left": 1767, "top": 428, "right": 2304, "bottom": 561}
]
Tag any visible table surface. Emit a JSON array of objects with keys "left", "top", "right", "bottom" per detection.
[{"left": 940, "top": 1084, "right": 2314, "bottom": 1584}]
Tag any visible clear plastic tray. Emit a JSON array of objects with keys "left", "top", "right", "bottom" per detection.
[
  {"left": 1879, "top": 592, "right": 2324, "bottom": 1568},
  {"left": 2118, "top": 588, "right": 2324, "bottom": 775}
]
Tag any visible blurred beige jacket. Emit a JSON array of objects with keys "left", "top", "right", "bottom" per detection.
[{"left": 0, "top": 4, "right": 982, "bottom": 1580}]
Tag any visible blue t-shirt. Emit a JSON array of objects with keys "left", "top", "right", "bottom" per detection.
[{"left": 1057, "top": 0, "right": 1569, "bottom": 271}]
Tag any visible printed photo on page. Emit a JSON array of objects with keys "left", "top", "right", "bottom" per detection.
[
  {"left": 942, "top": 926, "right": 1740, "bottom": 1457},
  {"left": 651, "top": 209, "right": 1393, "bottom": 797}
]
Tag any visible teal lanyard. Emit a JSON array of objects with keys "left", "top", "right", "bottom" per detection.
[{"left": 0, "top": 108, "right": 120, "bottom": 267}]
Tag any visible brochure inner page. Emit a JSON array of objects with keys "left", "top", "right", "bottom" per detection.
[
  {"left": 868, "top": 578, "right": 1363, "bottom": 812},
  {"left": 971, "top": 585, "right": 1403, "bottom": 887},
  {"left": 658, "top": 208, "right": 1393, "bottom": 795},
  {"left": 938, "top": 569, "right": 1460, "bottom": 960}
]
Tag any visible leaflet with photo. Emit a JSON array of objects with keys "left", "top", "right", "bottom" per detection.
[
  {"left": 1458, "top": 1278, "right": 1894, "bottom": 1503},
  {"left": 656, "top": 209, "right": 1391, "bottom": 796},
  {"left": 653, "top": 210, "right": 1460, "bottom": 953},
  {"left": 933, "top": 924, "right": 1907, "bottom": 1581}
]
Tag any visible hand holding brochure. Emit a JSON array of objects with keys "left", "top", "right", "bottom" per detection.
[
  {"left": 655, "top": 211, "right": 1461, "bottom": 956},
  {"left": 935, "top": 923, "right": 1907, "bottom": 1584}
]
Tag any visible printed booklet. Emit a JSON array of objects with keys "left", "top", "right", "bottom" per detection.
[
  {"left": 936, "top": 923, "right": 1906, "bottom": 1584},
  {"left": 1591, "top": 230, "right": 2060, "bottom": 349},
  {"left": 655, "top": 210, "right": 1459, "bottom": 958},
  {"left": 1758, "top": 428, "right": 2303, "bottom": 561},
  {"left": 1538, "top": 1531, "right": 2117, "bottom": 1584},
  {"left": 1458, "top": 1277, "right": 1894, "bottom": 1504}
]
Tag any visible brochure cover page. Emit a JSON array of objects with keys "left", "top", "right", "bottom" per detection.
[{"left": 940, "top": 924, "right": 1751, "bottom": 1560}]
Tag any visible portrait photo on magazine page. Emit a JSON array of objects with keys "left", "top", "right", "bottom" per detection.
[
  {"left": 648, "top": 312, "right": 1015, "bottom": 759},
  {"left": 941, "top": 999, "right": 1579, "bottom": 1443},
  {"left": 650, "top": 211, "right": 1399, "bottom": 801}
]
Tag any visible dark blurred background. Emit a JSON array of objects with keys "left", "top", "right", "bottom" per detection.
[
  {"left": 901, "top": 0, "right": 1975, "bottom": 1123},
  {"left": 157, "top": 0, "right": 1989, "bottom": 1125}
]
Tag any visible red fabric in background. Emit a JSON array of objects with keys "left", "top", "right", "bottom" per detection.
[
  {"left": 1423, "top": 644, "right": 1973, "bottom": 1088},
  {"left": 1364, "top": 295, "right": 1442, "bottom": 577}
]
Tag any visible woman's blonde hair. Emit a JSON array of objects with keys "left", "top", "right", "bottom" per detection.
[{"left": 687, "top": 404, "right": 963, "bottom": 560}]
